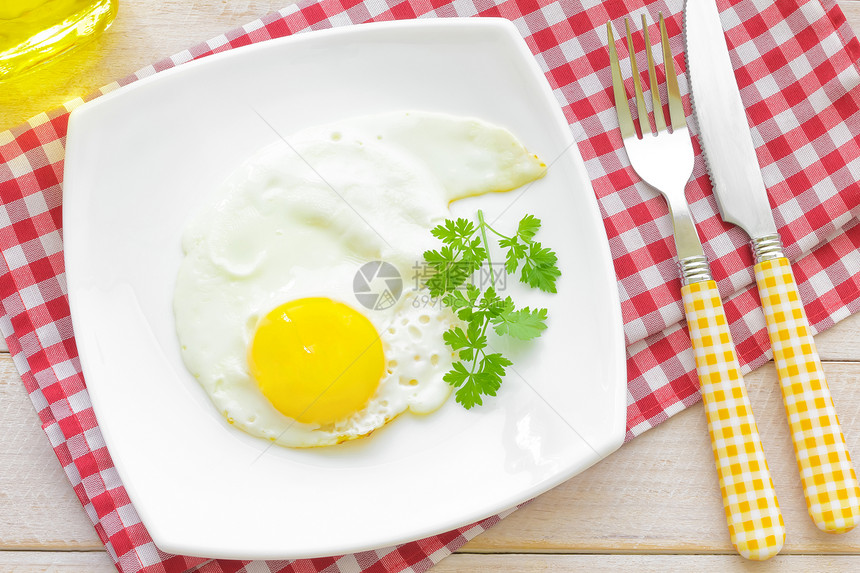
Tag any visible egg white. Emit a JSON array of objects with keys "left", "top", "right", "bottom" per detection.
[{"left": 173, "top": 111, "right": 546, "bottom": 447}]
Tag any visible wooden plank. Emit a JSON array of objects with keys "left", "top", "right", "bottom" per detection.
[
  {"left": 438, "top": 554, "right": 860, "bottom": 572},
  {"left": 841, "top": 0, "right": 860, "bottom": 29},
  {"left": 5, "top": 355, "right": 860, "bottom": 553},
  {"left": 0, "top": 551, "right": 115, "bottom": 572},
  {"left": 2, "top": 551, "right": 860, "bottom": 572},
  {"left": 814, "top": 314, "right": 860, "bottom": 362}
]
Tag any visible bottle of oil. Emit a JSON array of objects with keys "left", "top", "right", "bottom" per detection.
[{"left": 0, "top": 0, "right": 118, "bottom": 80}]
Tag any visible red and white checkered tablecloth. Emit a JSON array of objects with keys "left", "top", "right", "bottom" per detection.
[{"left": 2, "top": 0, "right": 860, "bottom": 571}]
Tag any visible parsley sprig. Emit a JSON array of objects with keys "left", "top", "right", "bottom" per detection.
[{"left": 423, "top": 210, "right": 560, "bottom": 408}]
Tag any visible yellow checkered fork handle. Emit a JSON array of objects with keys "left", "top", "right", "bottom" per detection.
[
  {"left": 755, "top": 257, "right": 860, "bottom": 533},
  {"left": 682, "top": 280, "right": 785, "bottom": 560}
]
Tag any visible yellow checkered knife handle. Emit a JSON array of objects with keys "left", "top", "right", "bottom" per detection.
[
  {"left": 682, "top": 280, "right": 785, "bottom": 560},
  {"left": 755, "top": 257, "right": 860, "bottom": 533}
]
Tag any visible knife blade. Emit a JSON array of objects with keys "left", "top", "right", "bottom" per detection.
[
  {"left": 683, "top": 0, "right": 776, "bottom": 241},
  {"left": 685, "top": 0, "right": 860, "bottom": 533}
]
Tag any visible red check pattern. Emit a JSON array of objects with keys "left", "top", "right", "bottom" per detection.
[{"left": 2, "top": 0, "right": 860, "bottom": 571}]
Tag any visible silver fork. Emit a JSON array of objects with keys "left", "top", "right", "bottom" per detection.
[
  {"left": 607, "top": 15, "right": 702, "bottom": 267},
  {"left": 607, "top": 15, "right": 785, "bottom": 561}
]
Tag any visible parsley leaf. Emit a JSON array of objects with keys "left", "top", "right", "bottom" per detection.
[
  {"left": 517, "top": 214, "right": 542, "bottom": 241},
  {"left": 491, "top": 305, "right": 548, "bottom": 340},
  {"left": 520, "top": 242, "right": 561, "bottom": 293},
  {"left": 422, "top": 210, "right": 560, "bottom": 409}
]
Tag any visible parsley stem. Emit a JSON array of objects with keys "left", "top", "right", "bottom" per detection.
[
  {"left": 444, "top": 245, "right": 463, "bottom": 294},
  {"left": 468, "top": 319, "right": 491, "bottom": 377},
  {"left": 476, "top": 210, "right": 496, "bottom": 289},
  {"left": 482, "top": 222, "right": 512, "bottom": 241}
]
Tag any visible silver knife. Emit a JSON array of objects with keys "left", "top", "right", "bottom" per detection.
[{"left": 685, "top": 0, "right": 860, "bottom": 533}]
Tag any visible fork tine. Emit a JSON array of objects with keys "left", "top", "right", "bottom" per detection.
[
  {"left": 625, "top": 19, "right": 651, "bottom": 136},
  {"left": 607, "top": 23, "right": 636, "bottom": 140},
  {"left": 660, "top": 13, "right": 686, "bottom": 130},
  {"left": 642, "top": 15, "right": 667, "bottom": 133}
]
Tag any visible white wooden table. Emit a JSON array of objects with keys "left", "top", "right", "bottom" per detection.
[{"left": 3, "top": 2, "right": 860, "bottom": 571}]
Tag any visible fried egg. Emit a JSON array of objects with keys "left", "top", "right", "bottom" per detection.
[{"left": 173, "top": 111, "right": 545, "bottom": 447}]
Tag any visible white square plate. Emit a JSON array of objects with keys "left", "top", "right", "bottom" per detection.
[{"left": 63, "top": 18, "right": 625, "bottom": 560}]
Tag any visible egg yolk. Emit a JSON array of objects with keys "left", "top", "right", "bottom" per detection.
[{"left": 248, "top": 297, "right": 384, "bottom": 425}]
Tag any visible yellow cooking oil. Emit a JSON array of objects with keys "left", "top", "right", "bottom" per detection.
[{"left": 0, "top": 0, "right": 118, "bottom": 80}]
